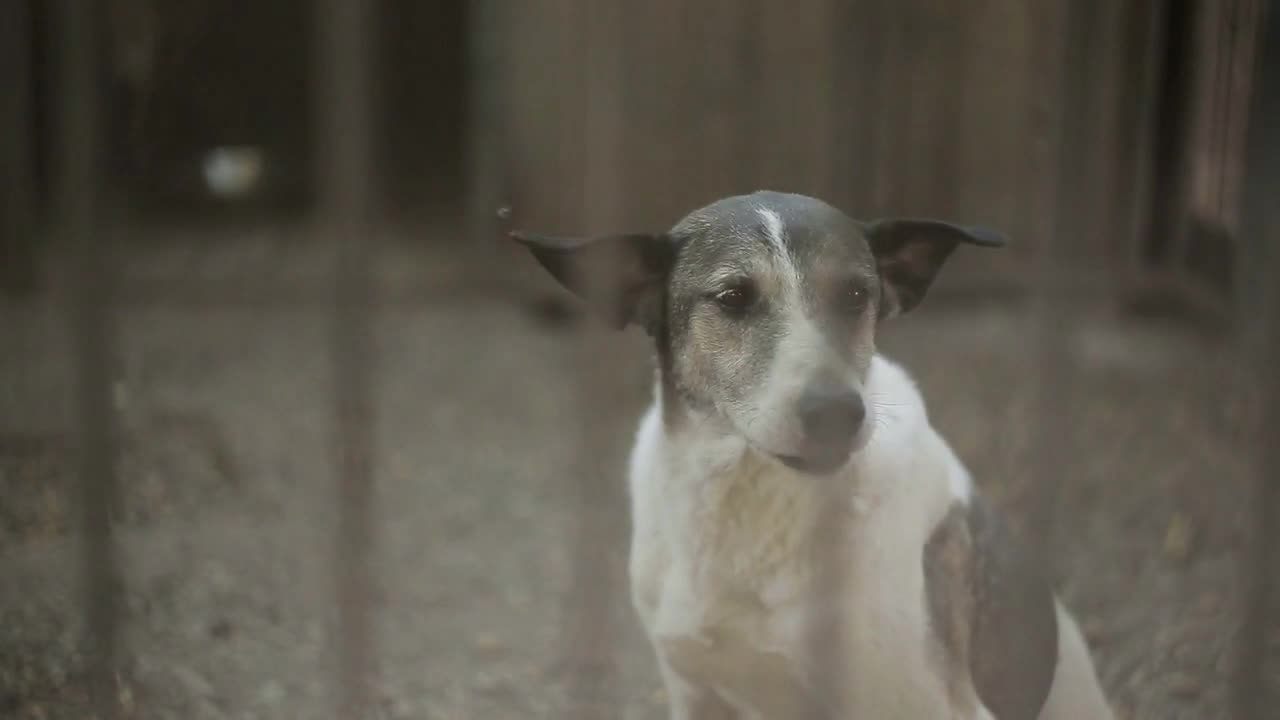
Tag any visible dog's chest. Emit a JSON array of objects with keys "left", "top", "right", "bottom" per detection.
[
  {"left": 645, "top": 519, "right": 826, "bottom": 715},
  {"left": 652, "top": 573, "right": 822, "bottom": 717},
  {"left": 635, "top": 457, "right": 946, "bottom": 715}
]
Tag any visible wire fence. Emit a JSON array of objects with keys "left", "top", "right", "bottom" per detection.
[{"left": 17, "top": 1, "right": 1278, "bottom": 718}]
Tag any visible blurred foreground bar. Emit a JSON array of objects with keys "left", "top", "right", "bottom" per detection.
[
  {"left": 1027, "top": 0, "right": 1100, "bottom": 577},
  {"left": 57, "top": 0, "right": 121, "bottom": 716},
  {"left": 316, "top": 0, "right": 378, "bottom": 716},
  {"left": 1232, "top": 4, "right": 1280, "bottom": 716},
  {"left": 560, "top": 4, "right": 626, "bottom": 717}
]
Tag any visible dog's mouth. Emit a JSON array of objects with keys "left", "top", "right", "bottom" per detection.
[
  {"left": 732, "top": 411, "right": 873, "bottom": 477},
  {"left": 775, "top": 450, "right": 851, "bottom": 476},
  {"left": 770, "top": 422, "right": 875, "bottom": 476}
]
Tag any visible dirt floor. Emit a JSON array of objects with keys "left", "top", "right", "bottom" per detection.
[{"left": 1, "top": 231, "right": 1276, "bottom": 719}]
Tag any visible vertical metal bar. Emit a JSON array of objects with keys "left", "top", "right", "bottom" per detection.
[
  {"left": 56, "top": 0, "right": 119, "bottom": 716},
  {"left": 562, "top": 4, "right": 624, "bottom": 717},
  {"left": 1235, "top": 264, "right": 1280, "bottom": 718},
  {"left": 316, "top": 0, "right": 377, "bottom": 716},
  {"left": 465, "top": 0, "right": 510, "bottom": 259},
  {"left": 562, "top": 336, "right": 623, "bottom": 720},
  {"left": 1028, "top": 0, "right": 1098, "bottom": 573},
  {"left": 1232, "top": 5, "right": 1277, "bottom": 716},
  {"left": 805, "top": 497, "right": 850, "bottom": 718}
]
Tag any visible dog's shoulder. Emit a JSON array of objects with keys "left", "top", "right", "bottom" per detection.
[
  {"left": 863, "top": 355, "right": 932, "bottom": 453},
  {"left": 866, "top": 355, "right": 926, "bottom": 415},
  {"left": 627, "top": 399, "right": 663, "bottom": 494},
  {"left": 923, "top": 494, "right": 1059, "bottom": 720}
]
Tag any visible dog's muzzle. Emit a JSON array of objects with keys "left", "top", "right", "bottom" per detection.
[{"left": 779, "top": 382, "right": 866, "bottom": 474}]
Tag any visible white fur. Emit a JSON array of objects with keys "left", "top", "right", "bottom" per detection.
[
  {"left": 628, "top": 354, "right": 1113, "bottom": 719},
  {"left": 757, "top": 207, "right": 787, "bottom": 257},
  {"left": 737, "top": 206, "right": 876, "bottom": 458}
]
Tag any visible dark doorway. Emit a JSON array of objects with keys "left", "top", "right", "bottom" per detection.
[
  {"left": 96, "top": 0, "right": 472, "bottom": 226},
  {"left": 1143, "top": 0, "right": 1196, "bottom": 269},
  {"left": 114, "top": 1, "right": 316, "bottom": 220},
  {"left": 376, "top": 0, "right": 470, "bottom": 225},
  {"left": 1139, "top": 0, "right": 1263, "bottom": 310}
]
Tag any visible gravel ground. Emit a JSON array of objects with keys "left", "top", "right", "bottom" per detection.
[{"left": 1, "top": 235, "right": 1275, "bottom": 719}]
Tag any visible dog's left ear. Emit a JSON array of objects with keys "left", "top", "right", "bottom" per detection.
[
  {"left": 863, "top": 219, "right": 1006, "bottom": 317},
  {"left": 511, "top": 230, "right": 676, "bottom": 334}
]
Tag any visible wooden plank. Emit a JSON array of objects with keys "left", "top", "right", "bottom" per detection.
[
  {"left": 1110, "top": 0, "right": 1170, "bottom": 287},
  {"left": 867, "top": 2, "right": 917, "bottom": 214},
  {"left": 684, "top": 0, "right": 758, "bottom": 211},
  {"left": 827, "top": 0, "right": 890, "bottom": 213},
  {"left": 951, "top": 0, "right": 1029, "bottom": 227},
  {"left": 616, "top": 0, "right": 697, "bottom": 227},
  {"left": 753, "top": 0, "right": 836, "bottom": 199}
]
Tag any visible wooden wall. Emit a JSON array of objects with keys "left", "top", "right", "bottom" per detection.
[{"left": 483, "top": 0, "right": 1166, "bottom": 292}]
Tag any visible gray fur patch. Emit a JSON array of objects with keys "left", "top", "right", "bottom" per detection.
[
  {"left": 660, "top": 191, "right": 882, "bottom": 429},
  {"left": 923, "top": 498, "right": 1058, "bottom": 720}
]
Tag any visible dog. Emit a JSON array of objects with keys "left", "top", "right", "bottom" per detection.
[{"left": 513, "top": 191, "right": 1113, "bottom": 719}]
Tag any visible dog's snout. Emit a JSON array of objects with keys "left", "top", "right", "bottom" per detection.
[{"left": 797, "top": 383, "right": 865, "bottom": 446}]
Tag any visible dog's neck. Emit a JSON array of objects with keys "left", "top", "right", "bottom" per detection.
[
  {"left": 641, "top": 353, "right": 968, "bottom": 599},
  {"left": 640, "top": 355, "right": 941, "bottom": 598}
]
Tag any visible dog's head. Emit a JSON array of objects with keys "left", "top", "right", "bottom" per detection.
[{"left": 514, "top": 191, "right": 1004, "bottom": 475}]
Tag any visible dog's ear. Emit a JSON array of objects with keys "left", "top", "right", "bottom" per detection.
[
  {"left": 863, "top": 219, "right": 1006, "bottom": 317},
  {"left": 511, "top": 230, "right": 676, "bottom": 334}
]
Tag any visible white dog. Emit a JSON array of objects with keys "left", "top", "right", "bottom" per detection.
[{"left": 515, "top": 191, "right": 1113, "bottom": 719}]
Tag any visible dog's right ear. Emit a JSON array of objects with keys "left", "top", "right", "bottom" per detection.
[
  {"left": 863, "top": 219, "right": 1006, "bottom": 318},
  {"left": 511, "top": 230, "right": 676, "bottom": 335}
]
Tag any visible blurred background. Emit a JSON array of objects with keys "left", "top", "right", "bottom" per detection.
[{"left": 1, "top": 0, "right": 1278, "bottom": 718}]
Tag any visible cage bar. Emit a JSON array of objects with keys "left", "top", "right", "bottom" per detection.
[
  {"left": 1231, "top": 4, "right": 1279, "bottom": 714},
  {"left": 1232, "top": 197, "right": 1280, "bottom": 718},
  {"left": 1235, "top": 263, "right": 1280, "bottom": 716},
  {"left": 315, "top": 0, "right": 378, "bottom": 716},
  {"left": 1026, "top": 0, "right": 1101, "bottom": 571},
  {"left": 57, "top": 0, "right": 121, "bottom": 716},
  {"left": 559, "top": 4, "right": 626, "bottom": 716}
]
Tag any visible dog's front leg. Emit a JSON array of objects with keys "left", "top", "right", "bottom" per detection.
[{"left": 657, "top": 656, "right": 737, "bottom": 720}]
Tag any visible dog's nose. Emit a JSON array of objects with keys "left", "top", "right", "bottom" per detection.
[{"left": 797, "top": 383, "right": 866, "bottom": 446}]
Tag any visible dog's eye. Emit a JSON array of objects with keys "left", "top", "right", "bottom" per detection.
[
  {"left": 838, "top": 283, "right": 869, "bottom": 314},
  {"left": 713, "top": 283, "right": 757, "bottom": 314}
]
